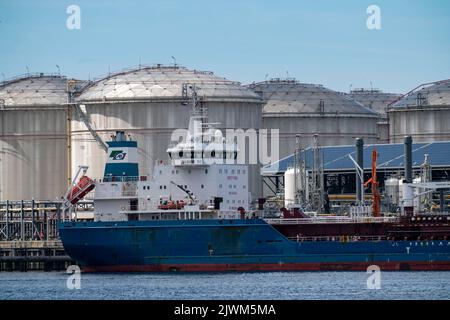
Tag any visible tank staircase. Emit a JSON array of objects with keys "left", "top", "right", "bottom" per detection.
[{"left": 74, "top": 104, "right": 108, "bottom": 152}]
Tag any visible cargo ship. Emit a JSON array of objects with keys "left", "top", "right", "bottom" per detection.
[{"left": 58, "top": 87, "right": 450, "bottom": 272}]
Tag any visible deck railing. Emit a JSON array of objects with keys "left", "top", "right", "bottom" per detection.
[
  {"left": 288, "top": 235, "right": 392, "bottom": 242},
  {"left": 265, "top": 216, "right": 398, "bottom": 225}
]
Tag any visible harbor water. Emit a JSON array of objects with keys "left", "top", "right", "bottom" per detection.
[{"left": 1, "top": 271, "right": 449, "bottom": 300}]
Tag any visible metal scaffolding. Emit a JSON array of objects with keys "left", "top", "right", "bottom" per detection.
[{"left": 0, "top": 200, "right": 94, "bottom": 241}]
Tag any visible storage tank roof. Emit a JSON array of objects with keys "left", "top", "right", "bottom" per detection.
[
  {"left": 76, "top": 65, "right": 261, "bottom": 102},
  {"left": 247, "top": 79, "right": 378, "bottom": 116},
  {"left": 346, "top": 89, "right": 401, "bottom": 115},
  {"left": 0, "top": 74, "right": 68, "bottom": 106},
  {"left": 391, "top": 79, "right": 450, "bottom": 109}
]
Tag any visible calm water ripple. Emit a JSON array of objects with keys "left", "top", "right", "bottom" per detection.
[{"left": 1, "top": 271, "right": 449, "bottom": 300}]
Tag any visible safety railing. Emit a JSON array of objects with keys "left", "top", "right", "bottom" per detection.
[
  {"left": 289, "top": 235, "right": 391, "bottom": 242},
  {"left": 265, "top": 216, "right": 398, "bottom": 225}
]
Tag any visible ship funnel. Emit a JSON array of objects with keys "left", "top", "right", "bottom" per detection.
[
  {"left": 404, "top": 136, "right": 413, "bottom": 183},
  {"left": 104, "top": 132, "right": 139, "bottom": 180},
  {"left": 355, "top": 138, "right": 364, "bottom": 204},
  {"left": 402, "top": 135, "right": 414, "bottom": 216}
]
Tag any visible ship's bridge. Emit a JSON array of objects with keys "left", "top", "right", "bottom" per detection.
[{"left": 167, "top": 126, "right": 239, "bottom": 167}]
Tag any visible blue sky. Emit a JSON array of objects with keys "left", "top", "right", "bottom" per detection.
[{"left": 0, "top": 0, "right": 449, "bottom": 93}]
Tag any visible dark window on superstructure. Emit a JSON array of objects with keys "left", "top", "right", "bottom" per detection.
[
  {"left": 128, "top": 214, "right": 139, "bottom": 221},
  {"left": 130, "top": 199, "right": 138, "bottom": 211}
]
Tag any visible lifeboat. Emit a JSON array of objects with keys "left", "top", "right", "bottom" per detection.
[
  {"left": 158, "top": 200, "right": 186, "bottom": 210},
  {"left": 67, "top": 176, "right": 95, "bottom": 205}
]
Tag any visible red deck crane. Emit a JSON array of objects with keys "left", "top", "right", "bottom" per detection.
[{"left": 364, "top": 149, "right": 380, "bottom": 217}]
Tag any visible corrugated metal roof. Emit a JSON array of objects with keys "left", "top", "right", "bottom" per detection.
[
  {"left": 0, "top": 74, "right": 68, "bottom": 106},
  {"left": 346, "top": 89, "right": 401, "bottom": 115},
  {"left": 262, "top": 141, "right": 450, "bottom": 175},
  {"left": 391, "top": 79, "right": 450, "bottom": 108},
  {"left": 247, "top": 79, "right": 378, "bottom": 116},
  {"left": 76, "top": 65, "right": 261, "bottom": 102}
]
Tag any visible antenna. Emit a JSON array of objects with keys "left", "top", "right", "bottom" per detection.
[
  {"left": 265, "top": 74, "right": 269, "bottom": 81},
  {"left": 370, "top": 81, "right": 373, "bottom": 91},
  {"left": 286, "top": 71, "right": 289, "bottom": 78},
  {"left": 349, "top": 84, "right": 353, "bottom": 92},
  {"left": 56, "top": 65, "right": 61, "bottom": 75},
  {"left": 171, "top": 56, "right": 177, "bottom": 66},
  {"left": 26, "top": 66, "right": 30, "bottom": 75}
]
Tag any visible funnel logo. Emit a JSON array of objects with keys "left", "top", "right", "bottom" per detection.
[{"left": 109, "top": 150, "right": 127, "bottom": 161}]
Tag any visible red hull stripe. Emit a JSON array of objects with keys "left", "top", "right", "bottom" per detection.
[{"left": 83, "top": 261, "right": 450, "bottom": 272}]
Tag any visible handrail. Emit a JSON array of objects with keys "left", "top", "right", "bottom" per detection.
[
  {"left": 289, "top": 235, "right": 392, "bottom": 242},
  {"left": 265, "top": 216, "right": 398, "bottom": 225}
]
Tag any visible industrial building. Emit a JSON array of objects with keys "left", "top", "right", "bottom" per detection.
[
  {"left": 71, "top": 64, "right": 264, "bottom": 197},
  {"left": 247, "top": 78, "right": 381, "bottom": 159},
  {"left": 262, "top": 140, "right": 450, "bottom": 211},
  {"left": 388, "top": 79, "right": 450, "bottom": 143},
  {"left": 0, "top": 74, "right": 70, "bottom": 201}
]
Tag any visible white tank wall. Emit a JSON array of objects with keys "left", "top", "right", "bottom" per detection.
[
  {"left": 263, "top": 115, "right": 379, "bottom": 158},
  {"left": 389, "top": 107, "right": 450, "bottom": 143},
  {"left": 71, "top": 100, "right": 263, "bottom": 198},
  {"left": 0, "top": 108, "right": 67, "bottom": 200}
]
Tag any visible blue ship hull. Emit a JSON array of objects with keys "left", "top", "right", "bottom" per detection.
[{"left": 58, "top": 219, "right": 450, "bottom": 272}]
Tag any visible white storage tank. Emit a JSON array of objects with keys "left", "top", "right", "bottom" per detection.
[
  {"left": 72, "top": 65, "right": 264, "bottom": 198},
  {"left": 384, "top": 177, "right": 400, "bottom": 206},
  {"left": 284, "top": 168, "right": 296, "bottom": 207},
  {"left": 388, "top": 79, "right": 450, "bottom": 143},
  {"left": 247, "top": 78, "right": 380, "bottom": 159},
  {"left": 0, "top": 74, "right": 69, "bottom": 200}
]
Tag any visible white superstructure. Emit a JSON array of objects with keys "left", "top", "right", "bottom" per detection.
[{"left": 92, "top": 85, "right": 250, "bottom": 222}]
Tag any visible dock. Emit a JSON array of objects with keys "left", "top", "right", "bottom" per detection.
[{"left": 0, "top": 240, "right": 74, "bottom": 271}]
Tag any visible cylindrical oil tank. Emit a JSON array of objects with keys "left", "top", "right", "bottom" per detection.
[
  {"left": 72, "top": 65, "right": 263, "bottom": 197},
  {"left": 384, "top": 177, "right": 400, "bottom": 206},
  {"left": 247, "top": 79, "right": 380, "bottom": 159},
  {"left": 388, "top": 79, "right": 450, "bottom": 143},
  {"left": 346, "top": 89, "right": 401, "bottom": 144},
  {"left": 0, "top": 74, "right": 68, "bottom": 200},
  {"left": 284, "top": 168, "right": 296, "bottom": 207}
]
